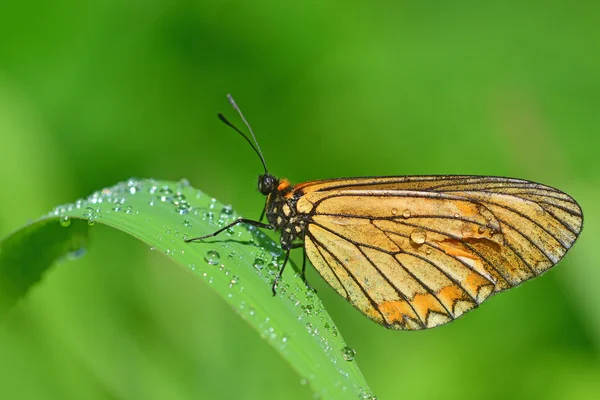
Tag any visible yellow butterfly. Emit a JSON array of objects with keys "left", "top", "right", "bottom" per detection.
[{"left": 187, "top": 95, "right": 583, "bottom": 330}]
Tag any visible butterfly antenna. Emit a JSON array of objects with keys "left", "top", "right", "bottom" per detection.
[{"left": 226, "top": 94, "right": 268, "bottom": 173}]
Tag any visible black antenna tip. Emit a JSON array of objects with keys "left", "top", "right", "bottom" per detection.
[{"left": 218, "top": 113, "right": 235, "bottom": 128}]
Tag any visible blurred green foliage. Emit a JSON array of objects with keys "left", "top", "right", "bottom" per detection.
[{"left": 0, "top": 1, "right": 598, "bottom": 399}]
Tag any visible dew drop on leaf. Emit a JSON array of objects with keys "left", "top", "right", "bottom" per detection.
[
  {"left": 177, "top": 202, "right": 191, "bottom": 215},
  {"left": 159, "top": 187, "right": 173, "bottom": 202},
  {"left": 341, "top": 346, "right": 356, "bottom": 361},
  {"left": 172, "top": 192, "right": 186, "bottom": 205},
  {"left": 254, "top": 257, "right": 265, "bottom": 269},
  {"left": 204, "top": 250, "right": 220, "bottom": 265},
  {"left": 221, "top": 204, "right": 234, "bottom": 215}
]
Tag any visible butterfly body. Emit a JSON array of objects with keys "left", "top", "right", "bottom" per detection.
[
  {"left": 263, "top": 178, "right": 308, "bottom": 250},
  {"left": 256, "top": 174, "right": 583, "bottom": 330}
]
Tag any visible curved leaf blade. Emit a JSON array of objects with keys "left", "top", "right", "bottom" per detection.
[{"left": 0, "top": 178, "right": 374, "bottom": 400}]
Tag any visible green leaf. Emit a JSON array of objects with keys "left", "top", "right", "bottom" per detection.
[{"left": 0, "top": 178, "right": 374, "bottom": 400}]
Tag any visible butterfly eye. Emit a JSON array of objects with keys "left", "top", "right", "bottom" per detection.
[{"left": 258, "top": 174, "right": 277, "bottom": 195}]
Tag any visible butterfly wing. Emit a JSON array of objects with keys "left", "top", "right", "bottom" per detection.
[{"left": 296, "top": 176, "right": 583, "bottom": 330}]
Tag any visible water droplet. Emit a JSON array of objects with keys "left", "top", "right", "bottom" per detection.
[
  {"left": 87, "top": 219, "right": 96, "bottom": 226},
  {"left": 410, "top": 228, "right": 427, "bottom": 245},
  {"left": 83, "top": 206, "right": 95, "bottom": 218},
  {"left": 267, "top": 259, "right": 281, "bottom": 273},
  {"left": 125, "top": 205, "right": 134, "bottom": 214},
  {"left": 402, "top": 209, "right": 411, "bottom": 218},
  {"left": 478, "top": 225, "right": 486, "bottom": 234},
  {"left": 178, "top": 178, "right": 190, "bottom": 187},
  {"left": 183, "top": 219, "right": 192, "bottom": 228},
  {"left": 159, "top": 187, "right": 173, "bottom": 202},
  {"left": 127, "top": 179, "right": 142, "bottom": 194},
  {"left": 59, "top": 216, "right": 71, "bottom": 227},
  {"left": 305, "top": 322, "right": 314, "bottom": 334},
  {"left": 172, "top": 192, "right": 186, "bottom": 205},
  {"left": 341, "top": 346, "right": 356, "bottom": 361},
  {"left": 425, "top": 248, "right": 432, "bottom": 255},
  {"left": 391, "top": 208, "right": 398, "bottom": 216},
  {"left": 204, "top": 250, "right": 220, "bottom": 265},
  {"left": 254, "top": 257, "right": 265, "bottom": 269},
  {"left": 221, "top": 204, "right": 234, "bottom": 215},
  {"left": 176, "top": 202, "right": 192, "bottom": 215}
]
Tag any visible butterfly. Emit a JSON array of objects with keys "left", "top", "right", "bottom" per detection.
[{"left": 186, "top": 95, "right": 584, "bottom": 330}]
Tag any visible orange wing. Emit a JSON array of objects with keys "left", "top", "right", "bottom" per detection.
[{"left": 295, "top": 176, "right": 583, "bottom": 330}]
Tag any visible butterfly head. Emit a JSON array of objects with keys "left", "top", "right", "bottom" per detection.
[{"left": 258, "top": 173, "right": 278, "bottom": 195}]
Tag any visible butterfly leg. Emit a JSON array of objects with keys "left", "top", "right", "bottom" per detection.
[
  {"left": 272, "top": 250, "right": 290, "bottom": 296},
  {"left": 259, "top": 198, "right": 268, "bottom": 222},
  {"left": 300, "top": 246, "right": 317, "bottom": 293},
  {"left": 184, "top": 218, "right": 272, "bottom": 242},
  {"left": 272, "top": 245, "right": 317, "bottom": 295}
]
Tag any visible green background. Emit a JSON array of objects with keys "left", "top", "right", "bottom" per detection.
[{"left": 1, "top": 1, "right": 598, "bottom": 399}]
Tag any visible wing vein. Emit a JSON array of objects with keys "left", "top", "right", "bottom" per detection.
[
  {"left": 477, "top": 199, "right": 570, "bottom": 250},
  {"left": 306, "top": 231, "right": 388, "bottom": 324},
  {"left": 374, "top": 220, "right": 513, "bottom": 285},
  {"left": 308, "top": 237, "right": 350, "bottom": 298},
  {"left": 309, "top": 221, "right": 426, "bottom": 326},
  {"left": 538, "top": 200, "right": 583, "bottom": 218},
  {"left": 355, "top": 245, "right": 426, "bottom": 327},
  {"left": 377, "top": 229, "right": 480, "bottom": 304}
]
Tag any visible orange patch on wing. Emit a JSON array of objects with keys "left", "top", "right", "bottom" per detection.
[
  {"left": 437, "top": 239, "right": 476, "bottom": 258},
  {"left": 456, "top": 202, "right": 479, "bottom": 218},
  {"left": 436, "top": 239, "right": 497, "bottom": 284},
  {"left": 277, "top": 179, "right": 290, "bottom": 191},
  {"left": 378, "top": 299, "right": 419, "bottom": 326},
  {"left": 463, "top": 272, "right": 495, "bottom": 303},
  {"left": 436, "top": 285, "right": 466, "bottom": 314},
  {"left": 411, "top": 293, "right": 449, "bottom": 326}
]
